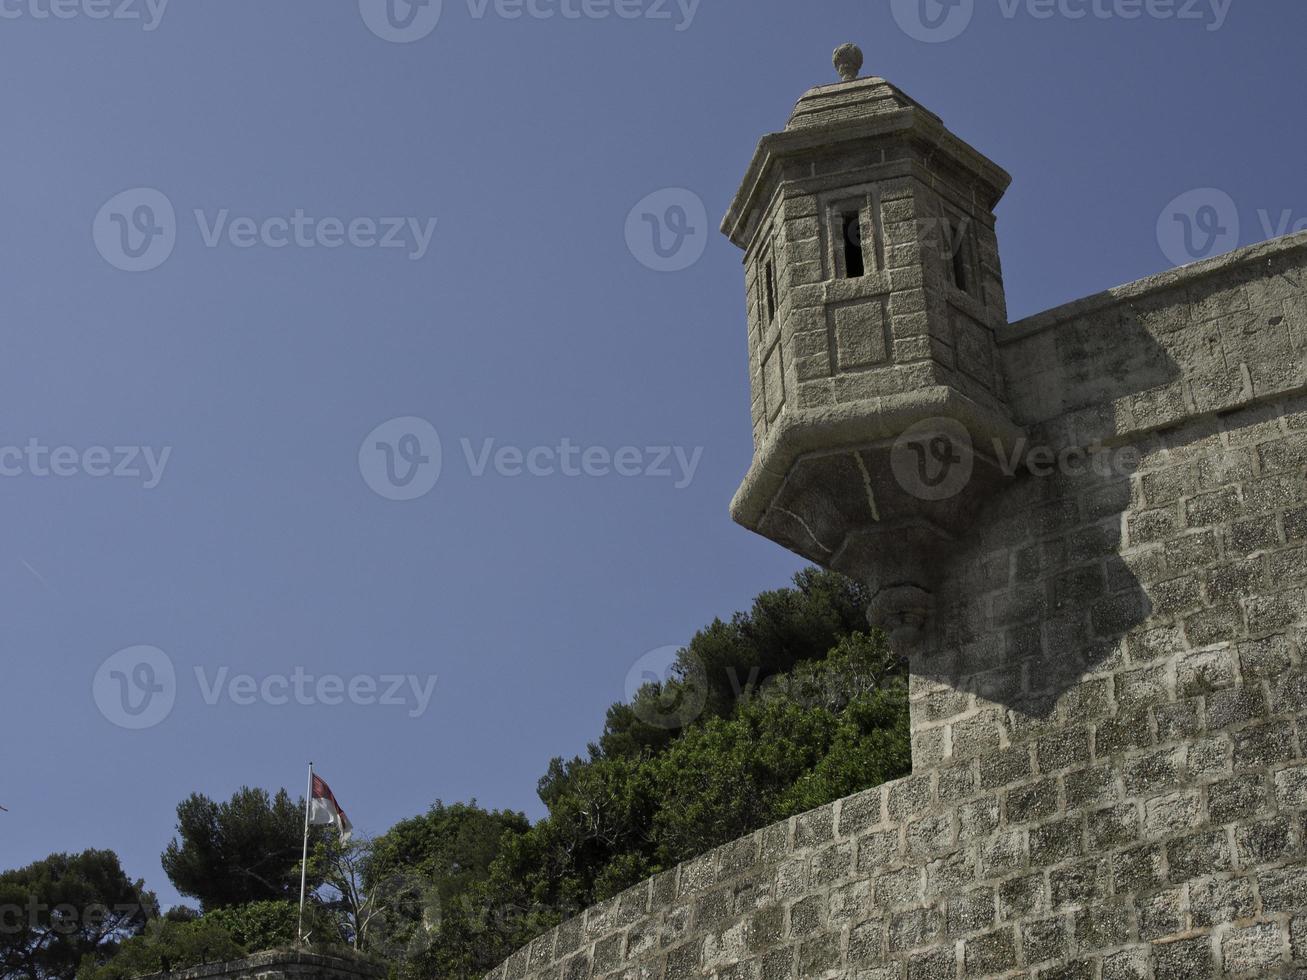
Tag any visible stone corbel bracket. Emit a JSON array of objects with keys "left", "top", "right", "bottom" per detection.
[{"left": 730, "top": 385, "right": 1027, "bottom": 644}]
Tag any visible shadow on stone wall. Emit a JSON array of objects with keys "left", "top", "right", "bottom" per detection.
[{"left": 909, "top": 291, "right": 1188, "bottom": 722}]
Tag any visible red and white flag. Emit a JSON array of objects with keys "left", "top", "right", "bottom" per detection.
[{"left": 309, "top": 773, "right": 352, "bottom": 843}]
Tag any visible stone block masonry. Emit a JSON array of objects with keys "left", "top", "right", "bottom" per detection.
[
  {"left": 486, "top": 48, "right": 1307, "bottom": 980},
  {"left": 145, "top": 950, "right": 385, "bottom": 980}
]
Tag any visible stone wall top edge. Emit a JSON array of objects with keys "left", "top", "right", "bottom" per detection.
[
  {"left": 139, "top": 949, "right": 385, "bottom": 980},
  {"left": 1001, "top": 228, "right": 1307, "bottom": 345},
  {"left": 483, "top": 774, "right": 925, "bottom": 978}
]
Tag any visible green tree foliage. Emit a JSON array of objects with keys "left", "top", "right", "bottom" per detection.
[
  {"left": 356, "top": 804, "right": 528, "bottom": 975},
  {"left": 0, "top": 850, "right": 156, "bottom": 980},
  {"left": 76, "top": 901, "right": 342, "bottom": 980},
  {"left": 592, "top": 568, "right": 871, "bottom": 765},
  {"left": 76, "top": 918, "right": 244, "bottom": 980},
  {"left": 161, "top": 788, "right": 326, "bottom": 912},
  {"left": 364, "top": 803, "right": 528, "bottom": 903},
  {"left": 647, "top": 632, "right": 909, "bottom": 863},
  {"left": 201, "top": 902, "right": 300, "bottom": 951},
  {"left": 377, "top": 570, "right": 908, "bottom": 979}
]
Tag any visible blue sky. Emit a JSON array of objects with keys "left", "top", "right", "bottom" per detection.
[{"left": 1, "top": 0, "right": 1304, "bottom": 910}]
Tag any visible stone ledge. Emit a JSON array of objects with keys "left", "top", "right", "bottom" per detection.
[
  {"left": 1001, "top": 228, "right": 1307, "bottom": 345},
  {"left": 137, "top": 949, "right": 384, "bottom": 980}
]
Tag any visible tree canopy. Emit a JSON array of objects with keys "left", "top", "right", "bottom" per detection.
[
  {"left": 0, "top": 850, "right": 156, "bottom": 980},
  {"left": 160, "top": 788, "right": 325, "bottom": 912}
]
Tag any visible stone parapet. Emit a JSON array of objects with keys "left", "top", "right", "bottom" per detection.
[{"left": 141, "top": 950, "right": 384, "bottom": 980}]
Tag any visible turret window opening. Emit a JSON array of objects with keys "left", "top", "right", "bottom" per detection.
[
  {"left": 841, "top": 210, "right": 866, "bottom": 278},
  {"left": 764, "top": 257, "right": 777, "bottom": 322},
  {"left": 941, "top": 207, "right": 977, "bottom": 299}
]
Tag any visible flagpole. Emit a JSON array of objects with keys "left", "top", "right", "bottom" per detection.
[{"left": 298, "top": 762, "right": 312, "bottom": 945}]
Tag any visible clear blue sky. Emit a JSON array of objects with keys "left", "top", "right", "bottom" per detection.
[{"left": 2, "top": 0, "right": 1303, "bottom": 910}]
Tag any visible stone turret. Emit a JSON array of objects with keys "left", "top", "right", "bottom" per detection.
[
  {"left": 722, "top": 44, "right": 1026, "bottom": 644},
  {"left": 486, "top": 47, "right": 1307, "bottom": 980}
]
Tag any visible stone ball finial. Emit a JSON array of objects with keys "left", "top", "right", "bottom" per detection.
[{"left": 833, "top": 43, "right": 863, "bottom": 82}]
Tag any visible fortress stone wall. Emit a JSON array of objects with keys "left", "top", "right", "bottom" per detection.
[{"left": 486, "top": 50, "right": 1307, "bottom": 980}]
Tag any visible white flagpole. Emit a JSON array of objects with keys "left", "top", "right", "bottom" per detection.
[{"left": 298, "top": 762, "right": 313, "bottom": 945}]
